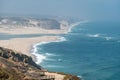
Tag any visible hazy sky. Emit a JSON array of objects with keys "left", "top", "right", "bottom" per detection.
[{"left": 0, "top": 0, "right": 120, "bottom": 21}]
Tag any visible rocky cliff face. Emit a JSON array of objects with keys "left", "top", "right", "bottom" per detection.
[
  {"left": 0, "top": 47, "right": 80, "bottom": 80},
  {"left": 0, "top": 47, "right": 41, "bottom": 69},
  {"left": 0, "top": 47, "right": 44, "bottom": 80}
]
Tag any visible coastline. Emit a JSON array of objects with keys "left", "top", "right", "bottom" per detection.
[
  {"left": 31, "top": 21, "right": 82, "bottom": 64},
  {"left": 68, "top": 20, "right": 89, "bottom": 33},
  {"left": 0, "top": 21, "right": 82, "bottom": 80},
  {"left": 0, "top": 36, "right": 60, "bottom": 57},
  {"left": 0, "top": 21, "right": 82, "bottom": 63},
  {"left": 0, "top": 21, "right": 81, "bottom": 54},
  {"left": 31, "top": 36, "right": 67, "bottom": 64}
]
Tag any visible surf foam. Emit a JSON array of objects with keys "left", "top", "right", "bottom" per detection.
[
  {"left": 31, "top": 36, "right": 67, "bottom": 64},
  {"left": 87, "top": 34, "right": 100, "bottom": 38},
  {"left": 45, "top": 53, "right": 59, "bottom": 56},
  {"left": 31, "top": 43, "right": 46, "bottom": 64},
  {"left": 87, "top": 33, "right": 114, "bottom": 41},
  {"left": 68, "top": 20, "right": 88, "bottom": 33},
  {"left": 104, "top": 37, "right": 113, "bottom": 40}
]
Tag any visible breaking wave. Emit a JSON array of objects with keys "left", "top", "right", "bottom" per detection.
[
  {"left": 31, "top": 36, "right": 67, "bottom": 64},
  {"left": 87, "top": 33, "right": 114, "bottom": 41}
]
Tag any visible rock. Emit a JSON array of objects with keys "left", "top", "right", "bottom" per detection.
[
  {"left": 0, "top": 47, "right": 41, "bottom": 69},
  {"left": 0, "top": 47, "right": 80, "bottom": 80}
]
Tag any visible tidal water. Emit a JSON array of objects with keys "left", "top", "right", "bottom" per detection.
[{"left": 36, "top": 21, "right": 120, "bottom": 80}]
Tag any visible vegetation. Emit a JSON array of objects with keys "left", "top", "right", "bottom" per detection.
[
  {"left": 0, "top": 47, "right": 80, "bottom": 80},
  {"left": 0, "top": 68, "right": 21, "bottom": 80}
]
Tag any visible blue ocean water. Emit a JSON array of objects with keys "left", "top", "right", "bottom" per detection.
[{"left": 36, "top": 21, "right": 120, "bottom": 80}]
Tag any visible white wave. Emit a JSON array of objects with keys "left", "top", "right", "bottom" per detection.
[
  {"left": 37, "top": 37, "right": 67, "bottom": 46},
  {"left": 45, "top": 53, "right": 58, "bottom": 56},
  {"left": 87, "top": 33, "right": 115, "bottom": 41},
  {"left": 36, "top": 41, "right": 52, "bottom": 46},
  {"left": 55, "top": 37, "right": 67, "bottom": 42},
  {"left": 31, "top": 44, "right": 47, "bottom": 64},
  {"left": 68, "top": 20, "right": 88, "bottom": 33},
  {"left": 104, "top": 37, "right": 113, "bottom": 40},
  {"left": 77, "top": 75, "right": 83, "bottom": 80},
  {"left": 31, "top": 36, "right": 65, "bottom": 64},
  {"left": 58, "top": 59, "right": 63, "bottom": 62},
  {"left": 31, "top": 45, "right": 57, "bottom": 64},
  {"left": 34, "top": 53, "right": 46, "bottom": 64},
  {"left": 30, "top": 26, "right": 68, "bottom": 64},
  {"left": 87, "top": 34, "right": 100, "bottom": 38}
]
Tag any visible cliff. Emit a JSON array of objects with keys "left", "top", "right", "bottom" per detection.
[
  {"left": 0, "top": 47, "right": 42, "bottom": 69},
  {"left": 0, "top": 47, "right": 80, "bottom": 80}
]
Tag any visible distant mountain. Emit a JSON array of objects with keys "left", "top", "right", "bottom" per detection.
[{"left": 0, "top": 17, "right": 61, "bottom": 29}]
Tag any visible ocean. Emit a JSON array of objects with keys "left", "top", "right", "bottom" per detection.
[{"left": 33, "top": 21, "right": 120, "bottom": 80}]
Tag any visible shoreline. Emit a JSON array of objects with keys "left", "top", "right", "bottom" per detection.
[
  {"left": 0, "top": 21, "right": 82, "bottom": 63},
  {"left": 31, "top": 21, "right": 82, "bottom": 64},
  {"left": 0, "top": 21, "right": 83, "bottom": 80},
  {"left": 0, "top": 36, "right": 60, "bottom": 57},
  {"left": 68, "top": 20, "right": 89, "bottom": 33},
  {"left": 31, "top": 36, "right": 67, "bottom": 64}
]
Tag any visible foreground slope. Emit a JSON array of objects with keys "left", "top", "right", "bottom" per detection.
[{"left": 0, "top": 47, "right": 80, "bottom": 80}]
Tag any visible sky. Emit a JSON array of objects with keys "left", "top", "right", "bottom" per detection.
[{"left": 0, "top": 0, "right": 120, "bottom": 21}]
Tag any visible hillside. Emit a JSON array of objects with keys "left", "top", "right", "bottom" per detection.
[
  {"left": 0, "top": 17, "right": 61, "bottom": 29},
  {"left": 0, "top": 47, "right": 80, "bottom": 80}
]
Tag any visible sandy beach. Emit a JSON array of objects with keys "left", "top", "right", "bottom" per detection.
[
  {"left": 0, "top": 36, "right": 67, "bottom": 80},
  {"left": 0, "top": 36, "right": 60, "bottom": 56},
  {"left": 0, "top": 24, "right": 70, "bottom": 55},
  {"left": 0, "top": 25, "right": 70, "bottom": 56},
  {"left": 0, "top": 26, "right": 68, "bottom": 35},
  {"left": 0, "top": 22, "right": 80, "bottom": 80},
  {"left": 0, "top": 27, "right": 68, "bottom": 80}
]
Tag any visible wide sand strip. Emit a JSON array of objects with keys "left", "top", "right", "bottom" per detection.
[
  {"left": 0, "top": 36, "right": 59, "bottom": 56},
  {"left": 0, "top": 22, "right": 80, "bottom": 80},
  {"left": 0, "top": 27, "right": 68, "bottom": 34}
]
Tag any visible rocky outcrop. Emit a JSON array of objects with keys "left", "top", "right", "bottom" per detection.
[
  {"left": 0, "top": 47, "right": 41, "bottom": 69},
  {"left": 0, "top": 47, "right": 80, "bottom": 80}
]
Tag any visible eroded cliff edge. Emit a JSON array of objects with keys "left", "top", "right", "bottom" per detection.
[{"left": 0, "top": 47, "right": 80, "bottom": 80}]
